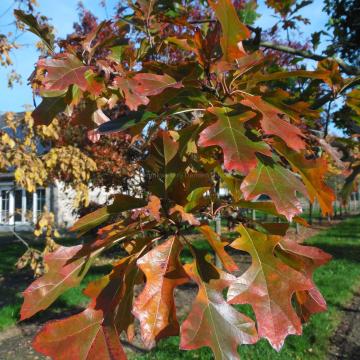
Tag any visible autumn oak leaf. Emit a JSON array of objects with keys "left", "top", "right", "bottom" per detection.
[
  {"left": 209, "top": 0, "right": 250, "bottom": 61},
  {"left": 133, "top": 237, "right": 189, "bottom": 348},
  {"left": 240, "top": 160, "right": 307, "bottom": 221},
  {"left": 227, "top": 225, "right": 313, "bottom": 350},
  {"left": 20, "top": 245, "right": 97, "bottom": 320},
  {"left": 198, "top": 107, "right": 271, "bottom": 174},
  {"left": 114, "top": 73, "right": 182, "bottom": 111},
  {"left": 180, "top": 255, "right": 258, "bottom": 359},
  {"left": 273, "top": 141, "right": 335, "bottom": 215},
  {"left": 276, "top": 238, "right": 332, "bottom": 321},
  {"left": 32, "top": 257, "right": 137, "bottom": 360},
  {"left": 38, "top": 53, "right": 94, "bottom": 93},
  {"left": 241, "top": 95, "right": 306, "bottom": 151}
]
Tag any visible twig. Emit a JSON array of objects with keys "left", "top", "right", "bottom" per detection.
[
  {"left": 10, "top": 228, "right": 30, "bottom": 249},
  {"left": 259, "top": 41, "right": 360, "bottom": 76}
]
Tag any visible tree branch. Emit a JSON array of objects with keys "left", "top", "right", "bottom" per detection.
[
  {"left": 259, "top": 41, "right": 360, "bottom": 76},
  {"left": 188, "top": 21, "right": 360, "bottom": 76}
]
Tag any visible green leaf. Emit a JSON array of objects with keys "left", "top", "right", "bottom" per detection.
[
  {"left": 70, "top": 194, "right": 147, "bottom": 235},
  {"left": 32, "top": 96, "right": 67, "bottom": 125},
  {"left": 14, "top": 10, "right": 54, "bottom": 52}
]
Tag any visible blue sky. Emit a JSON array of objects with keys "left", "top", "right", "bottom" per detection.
[{"left": 0, "top": 0, "right": 329, "bottom": 112}]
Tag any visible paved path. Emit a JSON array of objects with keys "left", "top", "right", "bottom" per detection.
[{"left": 328, "top": 289, "right": 360, "bottom": 359}]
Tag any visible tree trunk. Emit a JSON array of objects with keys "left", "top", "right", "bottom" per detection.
[{"left": 308, "top": 201, "right": 313, "bottom": 225}]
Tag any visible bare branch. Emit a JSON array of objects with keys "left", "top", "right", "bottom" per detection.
[{"left": 259, "top": 41, "right": 360, "bottom": 76}]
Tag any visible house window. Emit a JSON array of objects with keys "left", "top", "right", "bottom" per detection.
[
  {"left": 1, "top": 190, "right": 10, "bottom": 223},
  {"left": 14, "top": 189, "right": 23, "bottom": 222},
  {"left": 26, "top": 191, "right": 33, "bottom": 222},
  {"left": 37, "top": 189, "right": 46, "bottom": 217}
]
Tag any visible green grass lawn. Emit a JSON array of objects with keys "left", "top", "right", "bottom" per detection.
[
  {"left": 0, "top": 240, "right": 111, "bottom": 331},
  {"left": 0, "top": 216, "right": 359, "bottom": 360}
]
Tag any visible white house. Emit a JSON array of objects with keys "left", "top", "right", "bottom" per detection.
[{"left": 0, "top": 173, "right": 112, "bottom": 231}]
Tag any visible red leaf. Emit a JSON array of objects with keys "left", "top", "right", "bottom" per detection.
[
  {"left": 20, "top": 245, "right": 96, "bottom": 320},
  {"left": 132, "top": 73, "right": 183, "bottom": 96},
  {"left": 38, "top": 53, "right": 93, "bottom": 92},
  {"left": 277, "top": 238, "right": 332, "bottom": 321},
  {"left": 114, "top": 73, "right": 182, "bottom": 111},
  {"left": 113, "top": 76, "right": 149, "bottom": 111},
  {"left": 241, "top": 95, "right": 306, "bottom": 151},
  {"left": 227, "top": 225, "right": 313, "bottom": 350},
  {"left": 180, "top": 254, "right": 258, "bottom": 358},
  {"left": 240, "top": 160, "right": 307, "bottom": 221},
  {"left": 21, "top": 221, "right": 150, "bottom": 321},
  {"left": 32, "top": 256, "right": 137, "bottom": 360},
  {"left": 198, "top": 107, "right": 271, "bottom": 174},
  {"left": 133, "top": 237, "right": 189, "bottom": 348},
  {"left": 33, "top": 309, "right": 126, "bottom": 360}
]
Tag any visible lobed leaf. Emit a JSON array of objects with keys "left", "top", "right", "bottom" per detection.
[
  {"left": 227, "top": 225, "right": 313, "bottom": 350},
  {"left": 209, "top": 0, "right": 250, "bottom": 61},
  {"left": 133, "top": 237, "right": 189, "bottom": 348},
  {"left": 273, "top": 140, "right": 335, "bottom": 215},
  {"left": 32, "top": 256, "right": 138, "bottom": 360},
  {"left": 180, "top": 253, "right": 258, "bottom": 359},
  {"left": 241, "top": 95, "right": 306, "bottom": 151},
  {"left": 276, "top": 238, "right": 332, "bottom": 321},
  {"left": 198, "top": 107, "right": 271, "bottom": 174},
  {"left": 37, "top": 54, "right": 94, "bottom": 92},
  {"left": 21, "top": 245, "right": 97, "bottom": 320},
  {"left": 240, "top": 160, "right": 307, "bottom": 221}
]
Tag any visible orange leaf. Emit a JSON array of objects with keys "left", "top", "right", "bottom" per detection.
[
  {"left": 209, "top": 0, "right": 250, "bottom": 61},
  {"left": 199, "top": 225, "right": 238, "bottom": 272},
  {"left": 133, "top": 237, "right": 189, "bottom": 348}
]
